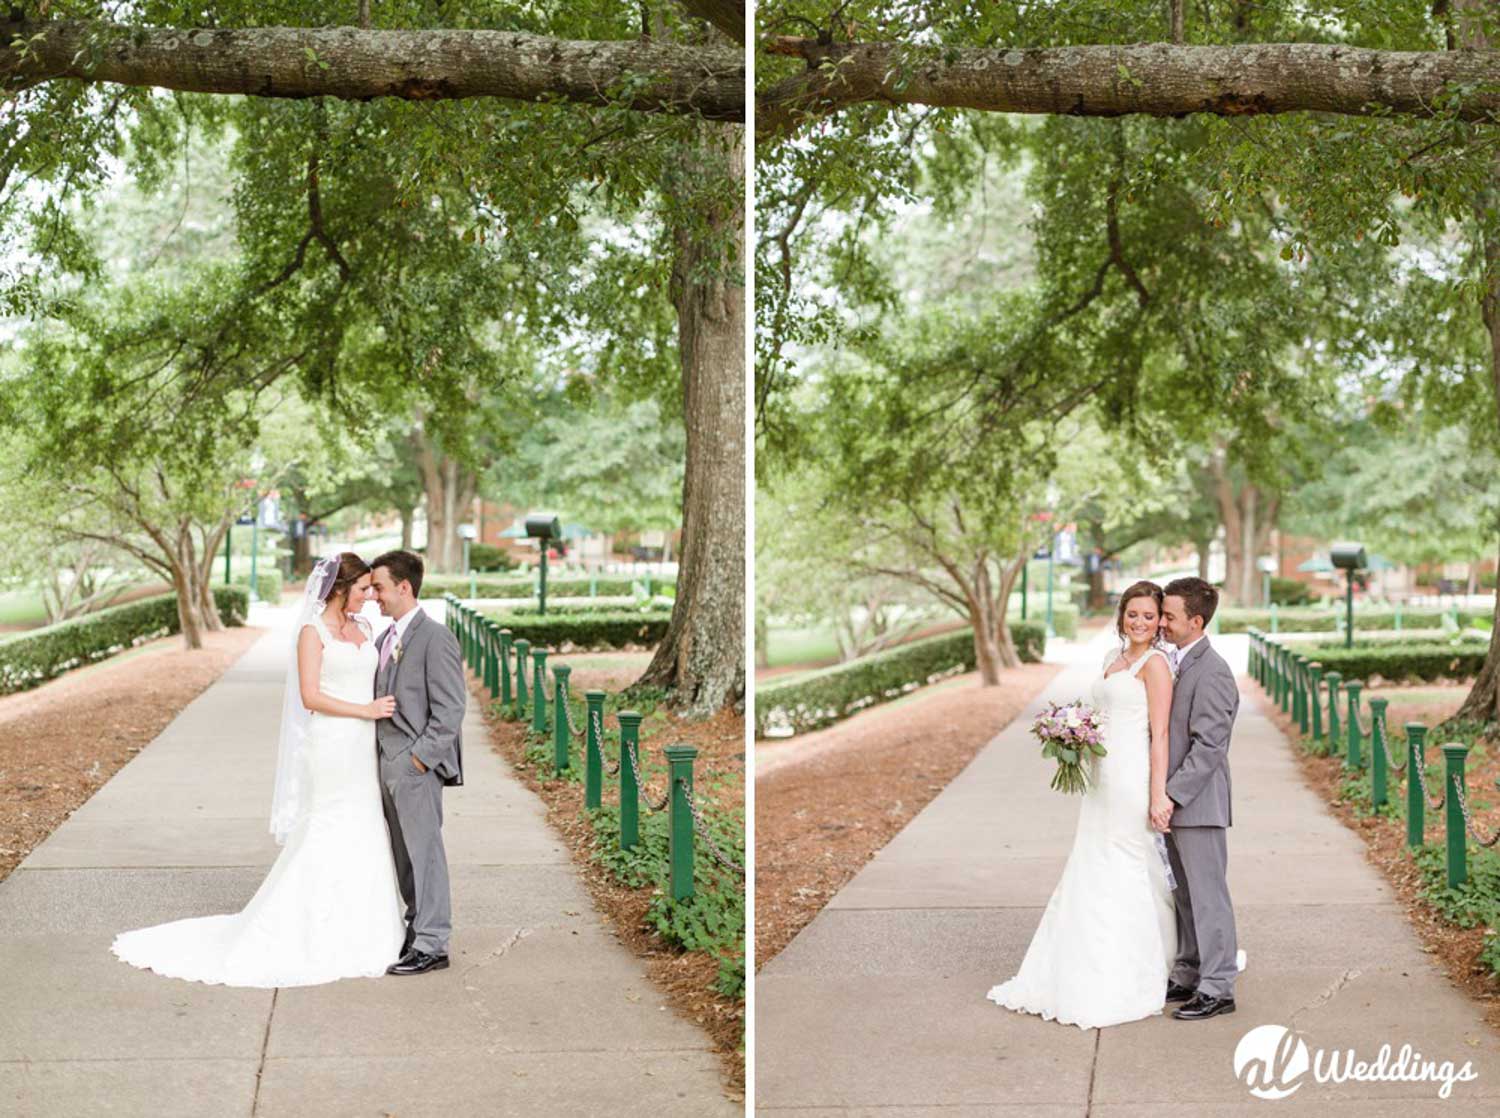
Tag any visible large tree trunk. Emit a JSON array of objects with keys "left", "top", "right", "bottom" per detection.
[
  {"left": 1207, "top": 444, "right": 1277, "bottom": 607},
  {"left": 0, "top": 19, "right": 744, "bottom": 120},
  {"left": 412, "top": 423, "right": 478, "bottom": 575},
  {"left": 1454, "top": 0, "right": 1500, "bottom": 726},
  {"left": 637, "top": 121, "right": 746, "bottom": 716},
  {"left": 758, "top": 38, "right": 1500, "bottom": 139}
]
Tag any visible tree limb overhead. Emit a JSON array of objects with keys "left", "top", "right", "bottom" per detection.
[
  {"left": 0, "top": 19, "right": 744, "bottom": 121},
  {"left": 759, "top": 36, "right": 1500, "bottom": 139},
  {"left": 674, "top": 0, "right": 745, "bottom": 45}
]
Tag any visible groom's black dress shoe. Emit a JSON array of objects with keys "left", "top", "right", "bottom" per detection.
[
  {"left": 1165, "top": 981, "right": 1196, "bottom": 1003},
  {"left": 1172, "top": 992, "right": 1236, "bottom": 1020},
  {"left": 386, "top": 949, "right": 450, "bottom": 976}
]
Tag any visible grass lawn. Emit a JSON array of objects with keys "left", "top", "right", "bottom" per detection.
[
  {"left": 0, "top": 588, "right": 47, "bottom": 627},
  {"left": 764, "top": 626, "right": 841, "bottom": 668}
]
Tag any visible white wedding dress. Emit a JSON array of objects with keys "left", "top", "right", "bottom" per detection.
[
  {"left": 986, "top": 647, "right": 1178, "bottom": 1028},
  {"left": 111, "top": 614, "right": 406, "bottom": 987}
]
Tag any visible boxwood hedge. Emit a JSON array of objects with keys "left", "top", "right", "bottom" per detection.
[
  {"left": 756, "top": 622, "right": 1046, "bottom": 739},
  {"left": 1290, "top": 640, "right": 1489, "bottom": 684},
  {"left": 0, "top": 586, "right": 249, "bottom": 696},
  {"left": 483, "top": 609, "right": 672, "bottom": 651},
  {"left": 1219, "top": 606, "right": 1486, "bottom": 635},
  {"left": 424, "top": 574, "right": 674, "bottom": 600}
]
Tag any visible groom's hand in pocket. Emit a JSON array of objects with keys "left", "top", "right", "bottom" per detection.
[{"left": 411, "top": 755, "right": 428, "bottom": 774}]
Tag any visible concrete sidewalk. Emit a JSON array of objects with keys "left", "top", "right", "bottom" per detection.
[
  {"left": 755, "top": 632, "right": 1500, "bottom": 1115},
  {"left": 0, "top": 611, "right": 735, "bottom": 1118}
]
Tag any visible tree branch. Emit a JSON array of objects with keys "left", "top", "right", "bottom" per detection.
[
  {"left": 758, "top": 38, "right": 1500, "bottom": 140},
  {"left": 1, "top": 19, "right": 744, "bottom": 121},
  {"left": 674, "top": 0, "right": 745, "bottom": 45}
]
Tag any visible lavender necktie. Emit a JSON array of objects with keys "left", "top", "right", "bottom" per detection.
[{"left": 378, "top": 624, "right": 396, "bottom": 675}]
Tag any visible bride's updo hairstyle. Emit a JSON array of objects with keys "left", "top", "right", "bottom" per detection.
[
  {"left": 323, "top": 552, "right": 371, "bottom": 610},
  {"left": 1115, "top": 580, "right": 1164, "bottom": 645}
]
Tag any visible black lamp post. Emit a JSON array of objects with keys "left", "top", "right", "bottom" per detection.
[
  {"left": 525, "top": 513, "right": 562, "bottom": 615},
  {"left": 1330, "top": 542, "right": 1368, "bottom": 650}
]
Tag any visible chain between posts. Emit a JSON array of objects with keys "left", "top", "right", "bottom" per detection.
[
  {"left": 1413, "top": 744, "right": 1447, "bottom": 810},
  {"left": 1451, "top": 771, "right": 1500, "bottom": 848},
  {"left": 680, "top": 780, "right": 744, "bottom": 875},
  {"left": 626, "top": 733, "right": 670, "bottom": 811},
  {"left": 1370, "top": 707, "right": 1406, "bottom": 772}
]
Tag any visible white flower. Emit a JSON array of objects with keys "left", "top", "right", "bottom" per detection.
[{"left": 1065, "top": 716, "right": 1082, "bottom": 728}]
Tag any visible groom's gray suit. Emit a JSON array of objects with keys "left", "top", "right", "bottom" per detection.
[
  {"left": 375, "top": 607, "right": 465, "bottom": 956},
  {"left": 1163, "top": 637, "right": 1240, "bottom": 1000}
]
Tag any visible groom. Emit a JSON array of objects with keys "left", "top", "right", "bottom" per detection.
[
  {"left": 1153, "top": 577, "right": 1240, "bottom": 1021},
  {"left": 370, "top": 549, "right": 466, "bottom": 976}
]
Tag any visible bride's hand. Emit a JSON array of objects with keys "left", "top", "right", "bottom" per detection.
[
  {"left": 1149, "top": 792, "right": 1173, "bottom": 832},
  {"left": 365, "top": 696, "right": 397, "bottom": 720}
]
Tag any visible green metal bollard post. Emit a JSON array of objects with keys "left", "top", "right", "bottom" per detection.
[
  {"left": 618, "top": 711, "right": 642, "bottom": 850},
  {"left": 1406, "top": 724, "right": 1427, "bottom": 849},
  {"left": 513, "top": 638, "right": 530, "bottom": 717},
  {"left": 1301, "top": 657, "right": 1314, "bottom": 736},
  {"left": 485, "top": 621, "right": 500, "bottom": 700},
  {"left": 1289, "top": 654, "right": 1302, "bottom": 729},
  {"left": 1394, "top": 600, "right": 1402, "bottom": 633},
  {"left": 552, "top": 664, "right": 572, "bottom": 773},
  {"left": 1325, "top": 672, "right": 1342, "bottom": 757},
  {"left": 1309, "top": 664, "right": 1324, "bottom": 744},
  {"left": 1279, "top": 648, "right": 1292, "bottom": 714},
  {"left": 499, "top": 629, "right": 513, "bottom": 708},
  {"left": 1443, "top": 741, "right": 1471, "bottom": 888},
  {"left": 1370, "top": 697, "right": 1389, "bottom": 807},
  {"left": 584, "top": 690, "right": 606, "bottom": 810},
  {"left": 1345, "top": 680, "right": 1364, "bottom": 769},
  {"left": 531, "top": 648, "right": 549, "bottom": 733},
  {"left": 665, "top": 744, "right": 698, "bottom": 901}
]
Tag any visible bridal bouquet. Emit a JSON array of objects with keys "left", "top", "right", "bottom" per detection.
[{"left": 1031, "top": 702, "right": 1106, "bottom": 794}]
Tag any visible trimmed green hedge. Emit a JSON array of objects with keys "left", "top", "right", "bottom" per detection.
[
  {"left": 1289, "top": 641, "right": 1489, "bottom": 684},
  {"left": 756, "top": 622, "right": 1047, "bottom": 739},
  {"left": 1220, "top": 606, "right": 1486, "bottom": 635},
  {"left": 0, "top": 587, "right": 249, "bottom": 696},
  {"left": 1008, "top": 603, "right": 1077, "bottom": 640},
  {"left": 425, "top": 574, "right": 674, "bottom": 600},
  {"left": 483, "top": 609, "right": 672, "bottom": 651},
  {"left": 233, "top": 570, "right": 283, "bottom": 602}
]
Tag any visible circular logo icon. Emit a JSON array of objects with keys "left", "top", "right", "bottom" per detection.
[{"left": 1233, "top": 1024, "right": 1309, "bottom": 1100}]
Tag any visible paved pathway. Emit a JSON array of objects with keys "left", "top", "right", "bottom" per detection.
[
  {"left": 755, "top": 632, "right": 1500, "bottom": 1115},
  {"left": 0, "top": 606, "right": 735, "bottom": 1117}
]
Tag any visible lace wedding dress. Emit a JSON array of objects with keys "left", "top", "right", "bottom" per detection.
[
  {"left": 111, "top": 614, "right": 406, "bottom": 987},
  {"left": 986, "top": 647, "right": 1178, "bottom": 1028}
]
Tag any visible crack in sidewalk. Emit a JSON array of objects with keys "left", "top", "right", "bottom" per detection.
[
  {"left": 461, "top": 926, "right": 533, "bottom": 1055},
  {"left": 1289, "top": 967, "right": 1361, "bottom": 1031}
]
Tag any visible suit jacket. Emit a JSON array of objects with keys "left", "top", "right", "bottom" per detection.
[
  {"left": 374, "top": 607, "right": 465, "bottom": 787},
  {"left": 1164, "top": 637, "right": 1237, "bottom": 827}
]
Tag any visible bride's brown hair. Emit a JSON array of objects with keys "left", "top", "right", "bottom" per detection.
[
  {"left": 325, "top": 552, "right": 371, "bottom": 609},
  {"left": 1115, "top": 580, "right": 1164, "bottom": 641}
]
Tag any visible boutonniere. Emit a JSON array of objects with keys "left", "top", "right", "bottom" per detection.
[{"left": 392, "top": 639, "right": 403, "bottom": 663}]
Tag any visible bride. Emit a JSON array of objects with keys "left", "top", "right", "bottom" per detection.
[
  {"left": 111, "top": 552, "right": 406, "bottom": 987},
  {"left": 986, "top": 580, "right": 1179, "bottom": 1028}
]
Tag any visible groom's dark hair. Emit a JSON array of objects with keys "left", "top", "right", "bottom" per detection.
[
  {"left": 1164, "top": 576, "right": 1219, "bottom": 627},
  {"left": 372, "top": 549, "right": 424, "bottom": 598}
]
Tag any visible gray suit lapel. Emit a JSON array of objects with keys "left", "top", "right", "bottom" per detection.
[
  {"left": 388, "top": 607, "right": 428, "bottom": 692},
  {"left": 1177, "top": 638, "right": 1212, "bottom": 678}
]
